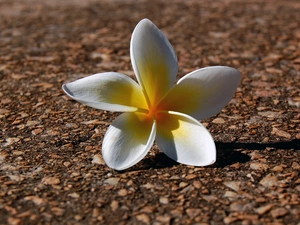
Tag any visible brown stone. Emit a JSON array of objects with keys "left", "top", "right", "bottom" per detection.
[
  {"left": 260, "top": 174, "right": 279, "bottom": 188},
  {"left": 41, "top": 177, "right": 60, "bottom": 185},
  {"left": 136, "top": 214, "right": 151, "bottom": 223},
  {"left": 270, "top": 207, "right": 288, "bottom": 218}
]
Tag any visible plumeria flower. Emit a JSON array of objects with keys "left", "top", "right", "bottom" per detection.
[{"left": 62, "top": 18, "right": 241, "bottom": 170}]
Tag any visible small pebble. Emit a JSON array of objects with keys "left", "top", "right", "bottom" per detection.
[
  {"left": 104, "top": 178, "right": 120, "bottom": 186},
  {"left": 41, "top": 177, "right": 60, "bottom": 185},
  {"left": 186, "top": 208, "right": 201, "bottom": 218},
  {"left": 250, "top": 162, "right": 269, "bottom": 172},
  {"left": 223, "top": 181, "right": 241, "bottom": 192},
  {"left": 255, "top": 204, "right": 274, "bottom": 215},
  {"left": 270, "top": 207, "right": 288, "bottom": 218},
  {"left": 136, "top": 214, "right": 151, "bottom": 223},
  {"left": 212, "top": 118, "right": 225, "bottom": 124},
  {"left": 159, "top": 197, "right": 169, "bottom": 204},
  {"left": 260, "top": 174, "right": 279, "bottom": 188},
  {"left": 118, "top": 189, "right": 128, "bottom": 196},
  {"left": 110, "top": 200, "right": 119, "bottom": 211}
]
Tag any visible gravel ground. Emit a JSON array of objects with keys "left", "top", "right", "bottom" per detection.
[{"left": 0, "top": 0, "right": 299, "bottom": 224}]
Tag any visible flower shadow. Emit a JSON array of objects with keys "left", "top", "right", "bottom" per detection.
[
  {"left": 213, "top": 147, "right": 250, "bottom": 168},
  {"left": 143, "top": 151, "right": 180, "bottom": 169},
  {"left": 213, "top": 139, "right": 300, "bottom": 168},
  {"left": 119, "top": 151, "right": 178, "bottom": 172},
  {"left": 142, "top": 139, "right": 299, "bottom": 170},
  {"left": 122, "top": 139, "right": 299, "bottom": 172}
]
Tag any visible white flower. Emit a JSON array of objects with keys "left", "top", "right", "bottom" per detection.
[{"left": 62, "top": 18, "right": 241, "bottom": 170}]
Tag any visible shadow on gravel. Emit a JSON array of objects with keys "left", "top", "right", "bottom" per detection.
[
  {"left": 216, "top": 139, "right": 300, "bottom": 151},
  {"left": 124, "top": 140, "right": 300, "bottom": 171},
  {"left": 142, "top": 153, "right": 180, "bottom": 169},
  {"left": 214, "top": 139, "right": 300, "bottom": 168},
  {"left": 214, "top": 149, "right": 250, "bottom": 168}
]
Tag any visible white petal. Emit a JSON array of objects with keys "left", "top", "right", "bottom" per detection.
[
  {"left": 102, "top": 112, "right": 156, "bottom": 170},
  {"left": 157, "top": 66, "right": 241, "bottom": 120},
  {"left": 62, "top": 72, "right": 147, "bottom": 112},
  {"left": 130, "top": 18, "right": 178, "bottom": 106},
  {"left": 156, "top": 111, "right": 216, "bottom": 166}
]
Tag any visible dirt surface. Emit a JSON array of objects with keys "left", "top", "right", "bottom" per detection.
[{"left": 0, "top": 0, "right": 300, "bottom": 224}]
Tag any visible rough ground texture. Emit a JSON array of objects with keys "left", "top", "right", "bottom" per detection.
[{"left": 0, "top": 0, "right": 300, "bottom": 224}]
